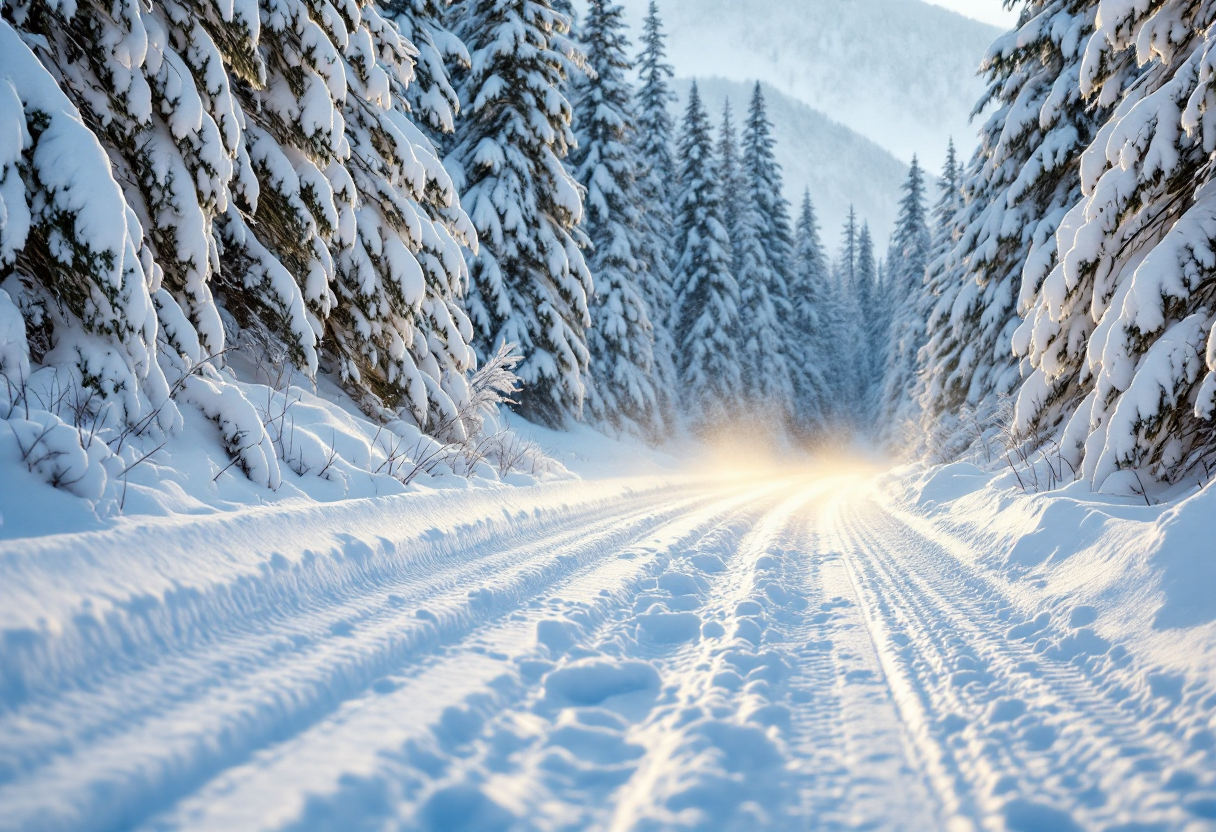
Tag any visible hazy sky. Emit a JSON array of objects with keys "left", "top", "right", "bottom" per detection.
[{"left": 923, "top": 0, "right": 1017, "bottom": 28}]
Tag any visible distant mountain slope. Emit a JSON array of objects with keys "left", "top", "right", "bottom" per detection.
[
  {"left": 676, "top": 78, "right": 908, "bottom": 247},
  {"left": 622, "top": 0, "right": 1000, "bottom": 168}
]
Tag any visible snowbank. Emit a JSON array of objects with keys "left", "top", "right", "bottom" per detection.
[
  {"left": 884, "top": 461, "right": 1216, "bottom": 714},
  {"left": 0, "top": 474, "right": 697, "bottom": 705},
  {"left": 0, "top": 347, "right": 584, "bottom": 540}
]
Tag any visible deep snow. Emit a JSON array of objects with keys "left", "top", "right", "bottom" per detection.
[
  {"left": 1, "top": 448, "right": 1213, "bottom": 831},
  {"left": 0, "top": 349, "right": 584, "bottom": 541}
]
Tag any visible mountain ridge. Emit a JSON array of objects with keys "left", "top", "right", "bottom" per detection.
[
  {"left": 619, "top": 0, "right": 1000, "bottom": 169},
  {"left": 675, "top": 77, "right": 909, "bottom": 245}
]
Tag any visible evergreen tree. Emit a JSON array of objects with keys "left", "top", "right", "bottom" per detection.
[
  {"left": 0, "top": 0, "right": 268, "bottom": 401},
  {"left": 632, "top": 0, "right": 679, "bottom": 423},
  {"left": 917, "top": 139, "right": 974, "bottom": 458},
  {"left": 1015, "top": 0, "right": 1216, "bottom": 486},
  {"left": 734, "top": 197, "right": 791, "bottom": 427},
  {"left": 741, "top": 84, "right": 796, "bottom": 293},
  {"left": 635, "top": 1, "right": 678, "bottom": 200},
  {"left": 879, "top": 157, "right": 931, "bottom": 435},
  {"left": 1, "top": 0, "right": 485, "bottom": 486},
  {"left": 0, "top": 20, "right": 177, "bottom": 430},
  {"left": 789, "top": 191, "right": 833, "bottom": 432},
  {"left": 920, "top": 1, "right": 1101, "bottom": 462},
  {"left": 837, "top": 207, "right": 858, "bottom": 293},
  {"left": 324, "top": 0, "right": 481, "bottom": 436},
  {"left": 833, "top": 208, "right": 864, "bottom": 414},
  {"left": 931, "top": 140, "right": 962, "bottom": 256},
  {"left": 716, "top": 101, "right": 745, "bottom": 261},
  {"left": 856, "top": 224, "right": 878, "bottom": 317},
  {"left": 571, "top": 0, "right": 661, "bottom": 438},
  {"left": 737, "top": 83, "right": 795, "bottom": 426},
  {"left": 548, "top": 0, "right": 587, "bottom": 94},
  {"left": 388, "top": 0, "right": 468, "bottom": 140},
  {"left": 448, "top": 0, "right": 593, "bottom": 428},
  {"left": 857, "top": 223, "right": 882, "bottom": 412},
  {"left": 672, "top": 82, "right": 740, "bottom": 430}
]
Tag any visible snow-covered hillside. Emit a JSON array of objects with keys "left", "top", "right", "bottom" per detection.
[
  {"left": 678, "top": 78, "right": 910, "bottom": 244},
  {"left": 620, "top": 0, "right": 1000, "bottom": 168}
]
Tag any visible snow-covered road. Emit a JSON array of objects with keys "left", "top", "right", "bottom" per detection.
[{"left": 1, "top": 472, "right": 1212, "bottom": 832}]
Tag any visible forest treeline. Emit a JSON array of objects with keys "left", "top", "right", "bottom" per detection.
[{"left": 3, "top": 0, "right": 1215, "bottom": 495}]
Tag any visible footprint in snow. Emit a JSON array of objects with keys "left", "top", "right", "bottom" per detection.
[
  {"left": 690, "top": 553, "right": 727, "bottom": 573},
  {"left": 546, "top": 712, "right": 645, "bottom": 766},
  {"left": 536, "top": 618, "right": 583, "bottom": 655},
  {"left": 635, "top": 611, "right": 703, "bottom": 645},
  {"left": 543, "top": 659, "right": 661, "bottom": 709},
  {"left": 419, "top": 783, "right": 515, "bottom": 832}
]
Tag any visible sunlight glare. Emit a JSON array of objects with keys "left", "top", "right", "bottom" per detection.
[{"left": 687, "top": 423, "right": 889, "bottom": 485}]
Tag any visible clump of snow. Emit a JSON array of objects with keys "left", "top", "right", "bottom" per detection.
[
  {"left": 179, "top": 368, "right": 282, "bottom": 490},
  {"left": 543, "top": 659, "right": 662, "bottom": 707},
  {"left": 0, "top": 287, "right": 29, "bottom": 390},
  {"left": 0, "top": 333, "right": 590, "bottom": 540},
  {"left": 6, "top": 409, "right": 107, "bottom": 500}
]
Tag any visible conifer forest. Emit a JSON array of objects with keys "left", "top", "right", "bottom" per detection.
[{"left": 2, "top": 2, "right": 1215, "bottom": 830}]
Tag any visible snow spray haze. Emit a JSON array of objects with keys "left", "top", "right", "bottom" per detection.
[{"left": 688, "top": 418, "right": 886, "bottom": 483}]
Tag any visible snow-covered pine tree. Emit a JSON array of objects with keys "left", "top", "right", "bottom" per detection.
[
  {"left": 916, "top": 139, "right": 973, "bottom": 458},
  {"left": 741, "top": 84, "right": 796, "bottom": 307},
  {"left": 1, "top": 0, "right": 263, "bottom": 418},
  {"left": 0, "top": 19, "right": 178, "bottom": 430},
  {"left": 1015, "top": 0, "right": 1216, "bottom": 487},
  {"left": 837, "top": 206, "right": 858, "bottom": 295},
  {"left": 632, "top": 0, "right": 679, "bottom": 424},
  {"left": 386, "top": 0, "right": 468, "bottom": 140},
  {"left": 857, "top": 225, "right": 878, "bottom": 327},
  {"left": 571, "top": 0, "right": 661, "bottom": 439},
  {"left": 856, "top": 220, "right": 879, "bottom": 373},
  {"left": 5, "top": 0, "right": 338, "bottom": 386},
  {"left": 212, "top": 0, "right": 373, "bottom": 379},
  {"left": 673, "top": 81, "right": 741, "bottom": 430},
  {"left": 879, "top": 157, "right": 931, "bottom": 436},
  {"left": 931, "top": 140, "right": 963, "bottom": 257},
  {"left": 716, "top": 101, "right": 745, "bottom": 264},
  {"left": 733, "top": 193, "right": 791, "bottom": 429},
  {"left": 831, "top": 208, "right": 865, "bottom": 415},
  {"left": 920, "top": 1, "right": 1101, "bottom": 462},
  {"left": 4, "top": 0, "right": 488, "bottom": 459},
  {"left": 2, "top": 0, "right": 297, "bottom": 465},
  {"left": 324, "top": 0, "right": 481, "bottom": 437},
  {"left": 635, "top": 1, "right": 676, "bottom": 196},
  {"left": 548, "top": 0, "right": 587, "bottom": 107},
  {"left": 448, "top": 0, "right": 593, "bottom": 428},
  {"left": 737, "top": 83, "right": 795, "bottom": 428},
  {"left": 789, "top": 190, "right": 832, "bottom": 433}
]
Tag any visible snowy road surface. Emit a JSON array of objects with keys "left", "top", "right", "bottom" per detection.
[{"left": 1, "top": 471, "right": 1213, "bottom": 832}]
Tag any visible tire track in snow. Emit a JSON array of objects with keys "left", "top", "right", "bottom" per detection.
[
  {"left": 243, "top": 481, "right": 845, "bottom": 832},
  {"left": 135, "top": 484, "right": 790, "bottom": 832},
  {"left": 884, "top": 497, "right": 1214, "bottom": 794},
  {"left": 0, "top": 482, "right": 780, "bottom": 832},
  {"left": 0, "top": 480, "right": 704, "bottom": 705},
  {"left": 597, "top": 483, "right": 843, "bottom": 832},
  {"left": 245, "top": 487, "right": 795, "bottom": 832},
  {"left": 6, "top": 470, "right": 1210, "bottom": 832},
  {"left": 779, "top": 501, "right": 939, "bottom": 830},
  {"left": 829, "top": 490, "right": 1205, "bottom": 831}
]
